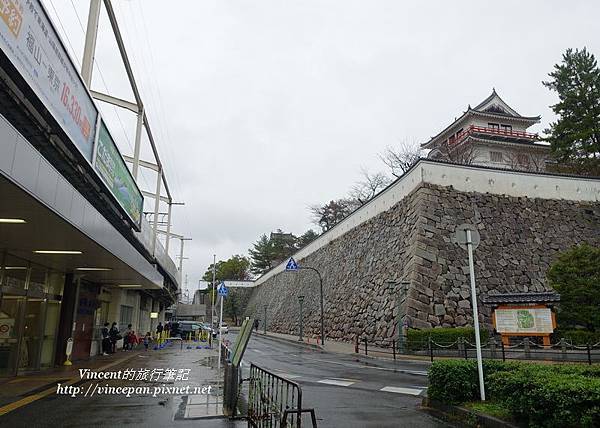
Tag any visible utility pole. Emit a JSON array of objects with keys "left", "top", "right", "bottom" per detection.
[{"left": 178, "top": 237, "right": 192, "bottom": 273}]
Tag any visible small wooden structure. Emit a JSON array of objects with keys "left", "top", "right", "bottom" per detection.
[{"left": 483, "top": 292, "right": 560, "bottom": 346}]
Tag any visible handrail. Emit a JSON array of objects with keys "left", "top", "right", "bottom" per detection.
[{"left": 452, "top": 124, "right": 538, "bottom": 146}]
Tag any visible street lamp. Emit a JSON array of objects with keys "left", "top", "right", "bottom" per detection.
[
  {"left": 263, "top": 304, "right": 267, "bottom": 335},
  {"left": 286, "top": 258, "right": 325, "bottom": 345},
  {"left": 386, "top": 279, "right": 411, "bottom": 353},
  {"left": 298, "top": 295, "right": 305, "bottom": 341}
]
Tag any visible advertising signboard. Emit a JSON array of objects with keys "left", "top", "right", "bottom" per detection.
[
  {"left": 94, "top": 121, "right": 143, "bottom": 228},
  {"left": 0, "top": 0, "right": 98, "bottom": 161},
  {"left": 494, "top": 307, "right": 554, "bottom": 334}
]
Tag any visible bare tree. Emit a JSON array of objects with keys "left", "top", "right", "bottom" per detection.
[
  {"left": 436, "top": 140, "right": 478, "bottom": 165},
  {"left": 348, "top": 168, "right": 392, "bottom": 205},
  {"left": 379, "top": 141, "right": 422, "bottom": 178},
  {"left": 505, "top": 150, "right": 548, "bottom": 172},
  {"left": 309, "top": 199, "right": 353, "bottom": 232}
]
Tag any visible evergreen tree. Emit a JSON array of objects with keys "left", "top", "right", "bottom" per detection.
[
  {"left": 201, "top": 255, "right": 251, "bottom": 325},
  {"left": 297, "top": 229, "right": 319, "bottom": 248},
  {"left": 248, "top": 234, "right": 275, "bottom": 275},
  {"left": 248, "top": 230, "right": 298, "bottom": 275},
  {"left": 543, "top": 48, "right": 600, "bottom": 175},
  {"left": 548, "top": 244, "right": 600, "bottom": 331}
]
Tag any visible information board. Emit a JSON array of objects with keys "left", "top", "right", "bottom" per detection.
[
  {"left": 0, "top": 0, "right": 98, "bottom": 161},
  {"left": 94, "top": 121, "right": 143, "bottom": 228},
  {"left": 494, "top": 308, "right": 554, "bottom": 334}
]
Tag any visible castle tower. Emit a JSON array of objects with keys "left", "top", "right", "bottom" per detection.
[{"left": 422, "top": 90, "right": 550, "bottom": 171}]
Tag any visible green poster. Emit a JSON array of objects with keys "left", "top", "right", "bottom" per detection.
[{"left": 94, "top": 122, "right": 143, "bottom": 228}]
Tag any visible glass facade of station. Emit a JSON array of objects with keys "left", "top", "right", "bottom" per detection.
[{"left": 0, "top": 252, "right": 64, "bottom": 376}]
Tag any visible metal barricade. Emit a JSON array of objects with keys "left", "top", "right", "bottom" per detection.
[{"left": 248, "top": 363, "right": 317, "bottom": 427}]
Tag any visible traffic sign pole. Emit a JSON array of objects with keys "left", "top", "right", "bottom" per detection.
[
  {"left": 217, "top": 294, "right": 224, "bottom": 372},
  {"left": 216, "top": 282, "right": 228, "bottom": 374},
  {"left": 467, "top": 229, "right": 486, "bottom": 401}
]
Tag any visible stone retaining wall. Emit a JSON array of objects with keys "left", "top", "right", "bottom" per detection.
[{"left": 245, "top": 182, "right": 600, "bottom": 343}]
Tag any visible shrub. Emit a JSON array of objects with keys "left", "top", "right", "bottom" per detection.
[
  {"left": 407, "top": 327, "right": 489, "bottom": 350},
  {"left": 427, "top": 360, "right": 519, "bottom": 404},
  {"left": 555, "top": 329, "right": 600, "bottom": 345},
  {"left": 428, "top": 360, "right": 600, "bottom": 427},
  {"left": 490, "top": 369, "right": 600, "bottom": 427}
]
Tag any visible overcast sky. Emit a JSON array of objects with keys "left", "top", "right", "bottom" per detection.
[{"left": 45, "top": 0, "right": 600, "bottom": 296}]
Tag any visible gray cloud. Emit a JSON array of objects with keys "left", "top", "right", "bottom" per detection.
[{"left": 45, "top": 0, "right": 600, "bottom": 295}]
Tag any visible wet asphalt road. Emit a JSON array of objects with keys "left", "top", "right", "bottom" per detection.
[
  {"left": 0, "top": 342, "right": 243, "bottom": 428},
  {"left": 0, "top": 333, "right": 451, "bottom": 427},
  {"left": 237, "top": 333, "right": 450, "bottom": 428}
]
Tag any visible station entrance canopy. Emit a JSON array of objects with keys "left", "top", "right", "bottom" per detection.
[{"left": 0, "top": 114, "right": 163, "bottom": 289}]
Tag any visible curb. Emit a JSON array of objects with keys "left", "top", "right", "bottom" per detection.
[
  {"left": 421, "top": 397, "right": 517, "bottom": 428},
  {"left": 253, "top": 332, "right": 324, "bottom": 351},
  {"left": 253, "top": 332, "right": 434, "bottom": 365}
]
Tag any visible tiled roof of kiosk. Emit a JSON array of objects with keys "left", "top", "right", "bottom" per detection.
[{"left": 483, "top": 292, "right": 561, "bottom": 304}]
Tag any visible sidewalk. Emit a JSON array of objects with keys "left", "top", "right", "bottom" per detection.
[
  {"left": 253, "top": 330, "right": 433, "bottom": 363},
  {"left": 0, "top": 348, "right": 142, "bottom": 410}
]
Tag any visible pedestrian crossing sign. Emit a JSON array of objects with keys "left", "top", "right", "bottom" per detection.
[
  {"left": 285, "top": 257, "right": 299, "bottom": 271},
  {"left": 217, "top": 282, "right": 228, "bottom": 297}
]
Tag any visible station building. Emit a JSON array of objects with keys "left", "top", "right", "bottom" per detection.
[{"left": 0, "top": 1, "right": 180, "bottom": 376}]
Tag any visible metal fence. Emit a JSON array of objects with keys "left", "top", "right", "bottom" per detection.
[
  {"left": 247, "top": 363, "right": 317, "bottom": 428},
  {"left": 355, "top": 336, "right": 600, "bottom": 365}
]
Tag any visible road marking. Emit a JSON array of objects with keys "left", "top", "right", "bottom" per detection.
[
  {"left": 318, "top": 379, "right": 355, "bottom": 387},
  {"left": 254, "top": 349, "right": 263, "bottom": 353},
  {"left": 273, "top": 372, "right": 301, "bottom": 379},
  {"left": 380, "top": 386, "right": 424, "bottom": 395},
  {"left": 300, "top": 355, "right": 429, "bottom": 376}
]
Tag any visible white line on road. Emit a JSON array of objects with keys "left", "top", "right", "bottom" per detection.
[
  {"left": 272, "top": 372, "right": 302, "bottom": 379},
  {"left": 254, "top": 349, "right": 263, "bottom": 353},
  {"left": 300, "top": 355, "right": 428, "bottom": 376},
  {"left": 318, "top": 379, "right": 356, "bottom": 387},
  {"left": 380, "top": 386, "right": 424, "bottom": 395}
]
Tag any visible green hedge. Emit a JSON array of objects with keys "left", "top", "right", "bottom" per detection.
[
  {"left": 428, "top": 360, "right": 600, "bottom": 427},
  {"left": 406, "top": 327, "right": 489, "bottom": 350},
  {"left": 428, "top": 359, "right": 520, "bottom": 404},
  {"left": 555, "top": 329, "right": 600, "bottom": 345},
  {"left": 490, "top": 369, "right": 600, "bottom": 427}
]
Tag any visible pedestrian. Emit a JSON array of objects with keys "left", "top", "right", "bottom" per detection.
[
  {"left": 101, "top": 322, "right": 110, "bottom": 355},
  {"left": 254, "top": 319, "right": 259, "bottom": 332},
  {"left": 128, "top": 330, "right": 137, "bottom": 350},
  {"left": 164, "top": 322, "right": 171, "bottom": 337},
  {"left": 123, "top": 323, "right": 132, "bottom": 351},
  {"left": 109, "top": 322, "right": 120, "bottom": 354},
  {"left": 143, "top": 332, "right": 151, "bottom": 351},
  {"left": 156, "top": 322, "right": 163, "bottom": 339}
]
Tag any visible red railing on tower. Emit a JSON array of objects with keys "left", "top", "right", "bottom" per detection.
[{"left": 451, "top": 125, "right": 538, "bottom": 146}]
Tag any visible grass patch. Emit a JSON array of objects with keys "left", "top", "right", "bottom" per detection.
[{"left": 464, "top": 401, "right": 512, "bottom": 421}]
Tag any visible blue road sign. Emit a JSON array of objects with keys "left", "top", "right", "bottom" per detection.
[
  {"left": 217, "top": 282, "right": 228, "bottom": 297},
  {"left": 285, "top": 257, "right": 299, "bottom": 271}
]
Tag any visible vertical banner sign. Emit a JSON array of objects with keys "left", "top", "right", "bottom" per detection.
[
  {"left": 94, "top": 121, "right": 143, "bottom": 228},
  {"left": 0, "top": 0, "right": 98, "bottom": 160}
]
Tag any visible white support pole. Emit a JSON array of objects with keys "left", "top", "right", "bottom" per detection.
[
  {"left": 467, "top": 229, "right": 486, "bottom": 401},
  {"left": 132, "top": 106, "right": 144, "bottom": 180},
  {"left": 165, "top": 202, "right": 172, "bottom": 254},
  {"left": 217, "top": 294, "right": 224, "bottom": 372},
  {"left": 81, "top": 0, "right": 102, "bottom": 87},
  {"left": 151, "top": 169, "right": 162, "bottom": 255},
  {"left": 178, "top": 238, "right": 185, "bottom": 273}
]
